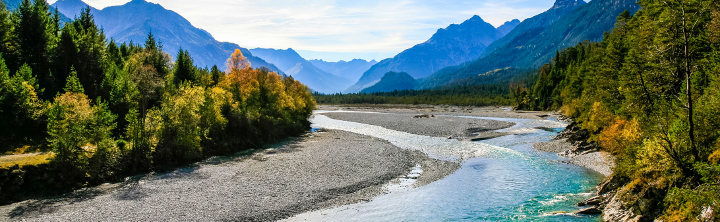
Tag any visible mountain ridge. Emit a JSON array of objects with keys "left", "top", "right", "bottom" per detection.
[
  {"left": 308, "top": 58, "right": 377, "bottom": 83},
  {"left": 345, "top": 16, "right": 518, "bottom": 93},
  {"left": 52, "top": 0, "right": 97, "bottom": 18},
  {"left": 421, "top": 0, "right": 639, "bottom": 88}
]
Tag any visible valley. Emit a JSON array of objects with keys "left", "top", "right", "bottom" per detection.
[
  {"left": 0, "top": 106, "right": 608, "bottom": 221},
  {"left": 1, "top": 0, "right": 719, "bottom": 220}
]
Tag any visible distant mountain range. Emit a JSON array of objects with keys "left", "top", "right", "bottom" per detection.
[
  {"left": 308, "top": 59, "right": 377, "bottom": 83},
  {"left": 51, "top": 0, "right": 281, "bottom": 72},
  {"left": 249, "top": 48, "right": 353, "bottom": 93},
  {"left": 345, "top": 15, "right": 519, "bottom": 93},
  {"left": 421, "top": 0, "right": 641, "bottom": 88}
]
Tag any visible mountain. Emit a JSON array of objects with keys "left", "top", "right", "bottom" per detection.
[
  {"left": 249, "top": 48, "right": 352, "bottom": 93},
  {"left": 3, "top": 0, "right": 21, "bottom": 10},
  {"left": 3, "top": 0, "right": 71, "bottom": 22},
  {"left": 52, "top": 0, "right": 98, "bottom": 18},
  {"left": 346, "top": 15, "right": 516, "bottom": 93},
  {"left": 308, "top": 59, "right": 377, "bottom": 83},
  {"left": 52, "top": 0, "right": 281, "bottom": 72},
  {"left": 360, "top": 72, "right": 417, "bottom": 94},
  {"left": 422, "top": 0, "right": 640, "bottom": 88},
  {"left": 496, "top": 19, "right": 521, "bottom": 36}
]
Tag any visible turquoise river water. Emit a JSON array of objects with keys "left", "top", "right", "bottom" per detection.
[{"left": 292, "top": 112, "right": 604, "bottom": 221}]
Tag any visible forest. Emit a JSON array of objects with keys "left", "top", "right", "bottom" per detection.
[
  {"left": 314, "top": 84, "right": 514, "bottom": 107},
  {"left": 0, "top": 0, "right": 315, "bottom": 203},
  {"left": 515, "top": 1, "right": 720, "bottom": 220},
  {"left": 315, "top": 68, "right": 537, "bottom": 106}
]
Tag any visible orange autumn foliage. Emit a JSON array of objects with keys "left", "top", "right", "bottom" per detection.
[
  {"left": 226, "top": 49, "right": 252, "bottom": 73},
  {"left": 599, "top": 118, "right": 642, "bottom": 154},
  {"left": 709, "top": 142, "right": 720, "bottom": 164},
  {"left": 218, "top": 49, "right": 314, "bottom": 120}
]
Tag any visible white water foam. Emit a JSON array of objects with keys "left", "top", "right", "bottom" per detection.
[{"left": 383, "top": 164, "right": 423, "bottom": 193}]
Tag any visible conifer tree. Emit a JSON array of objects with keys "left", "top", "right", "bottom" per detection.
[
  {"left": 173, "top": 49, "right": 196, "bottom": 85},
  {"left": 210, "top": 65, "right": 222, "bottom": 85},
  {"left": 15, "top": 0, "right": 55, "bottom": 97},
  {"left": 63, "top": 67, "right": 83, "bottom": 94}
]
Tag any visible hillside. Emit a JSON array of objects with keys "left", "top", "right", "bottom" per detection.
[
  {"left": 346, "top": 15, "right": 518, "bottom": 93},
  {"left": 249, "top": 48, "right": 351, "bottom": 93},
  {"left": 496, "top": 19, "right": 521, "bottom": 36},
  {"left": 360, "top": 72, "right": 417, "bottom": 94},
  {"left": 422, "top": 0, "right": 640, "bottom": 88}
]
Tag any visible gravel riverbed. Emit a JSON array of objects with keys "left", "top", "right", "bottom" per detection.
[
  {"left": 0, "top": 130, "right": 458, "bottom": 221},
  {"left": 323, "top": 112, "right": 513, "bottom": 140}
]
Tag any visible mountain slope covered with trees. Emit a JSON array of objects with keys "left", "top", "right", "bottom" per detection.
[
  {"left": 360, "top": 72, "right": 417, "bottom": 94},
  {"left": 422, "top": 0, "right": 640, "bottom": 89},
  {"left": 515, "top": 1, "right": 720, "bottom": 220}
]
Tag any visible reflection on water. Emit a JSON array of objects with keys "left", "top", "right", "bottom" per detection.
[{"left": 292, "top": 112, "right": 603, "bottom": 222}]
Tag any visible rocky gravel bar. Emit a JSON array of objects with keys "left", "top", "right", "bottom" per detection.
[{"left": 0, "top": 130, "right": 458, "bottom": 221}]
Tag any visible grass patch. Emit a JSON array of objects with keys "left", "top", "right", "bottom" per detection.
[{"left": 0, "top": 152, "right": 55, "bottom": 169}]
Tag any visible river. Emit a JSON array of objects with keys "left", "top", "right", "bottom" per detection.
[{"left": 289, "top": 111, "right": 603, "bottom": 221}]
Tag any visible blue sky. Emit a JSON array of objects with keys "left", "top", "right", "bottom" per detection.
[{"left": 49, "top": 0, "right": 557, "bottom": 62}]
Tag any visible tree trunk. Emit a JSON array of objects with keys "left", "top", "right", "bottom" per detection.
[{"left": 680, "top": 4, "right": 699, "bottom": 161}]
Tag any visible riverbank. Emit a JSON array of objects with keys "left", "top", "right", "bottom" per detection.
[
  {"left": 0, "top": 130, "right": 458, "bottom": 221},
  {"left": 534, "top": 138, "right": 615, "bottom": 177}
]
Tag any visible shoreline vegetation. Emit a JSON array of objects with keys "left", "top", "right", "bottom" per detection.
[
  {"left": 513, "top": 1, "right": 720, "bottom": 220},
  {"left": 0, "top": 1, "right": 314, "bottom": 204}
]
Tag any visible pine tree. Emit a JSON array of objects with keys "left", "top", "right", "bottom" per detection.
[
  {"left": 63, "top": 67, "right": 84, "bottom": 94},
  {"left": 173, "top": 49, "right": 196, "bottom": 85},
  {"left": 71, "top": 6, "right": 106, "bottom": 99},
  {"left": 15, "top": 0, "right": 55, "bottom": 98},
  {"left": 143, "top": 32, "right": 169, "bottom": 78},
  {"left": 0, "top": 1, "right": 17, "bottom": 73},
  {"left": 210, "top": 65, "right": 222, "bottom": 85}
]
